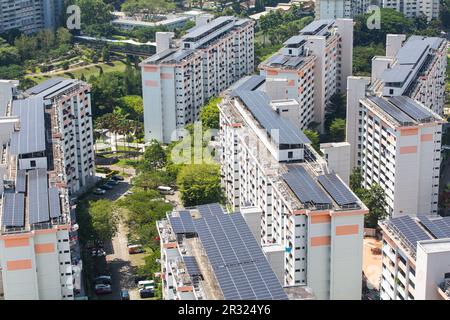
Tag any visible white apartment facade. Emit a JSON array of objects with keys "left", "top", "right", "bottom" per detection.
[
  {"left": 0, "top": 78, "right": 94, "bottom": 300},
  {"left": 381, "top": 0, "right": 440, "bottom": 21},
  {"left": 315, "top": 0, "right": 369, "bottom": 20},
  {"left": 219, "top": 83, "right": 368, "bottom": 300},
  {"left": 140, "top": 16, "right": 254, "bottom": 143},
  {"left": 358, "top": 96, "right": 444, "bottom": 217},
  {"left": 0, "top": 0, "right": 63, "bottom": 34},
  {"left": 259, "top": 19, "right": 353, "bottom": 133},
  {"left": 379, "top": 215, "right": 450, "bottom": 300}
]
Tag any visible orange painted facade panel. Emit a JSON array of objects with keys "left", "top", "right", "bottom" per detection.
[
  {"left": 267, "top": 70, "right": 279, "bottom": 76},
  {"left": 400, "top": 128, "right": 418, "bottom": 136},
  {"left": 143, "top": 66, "right": 158, "bottom": 72},
  {"left": 310, "top": 236, "right": 331, "bottom": 247},
  {"left": 7, "top": 259, "right": 32, "bottom": 271},
  {"left": 161, "top": 73, "right": 173, "bottom": 80},
  {"left": 5, "top": 237, "right": 29, "bottom": 248},
  {"left": 311, "top": 215, "right": 331, "bottom": 224},
  {"left": 399, "top": 146, "right": 417, "bottom": 154},
  {"left": 336, "top": 224, "right": 359, "bottom": 236},
  {"left": 35, "top": 243, "right": 56, "bottom": 254},
  {"left": 420, "top": 134, "right": 433, "bottom": 142}
]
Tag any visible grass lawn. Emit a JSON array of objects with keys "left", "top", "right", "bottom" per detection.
[{"left": 25, "top": 60, "right": 128, "bottom": 84}]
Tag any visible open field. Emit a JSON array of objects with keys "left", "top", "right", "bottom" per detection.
[{"left": 25, "top": 60, "right": 128, "bottom": 84}]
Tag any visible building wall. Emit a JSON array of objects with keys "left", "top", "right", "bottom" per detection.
[{"left": 320, "top": 142, "right": 351, "bottom": 185}]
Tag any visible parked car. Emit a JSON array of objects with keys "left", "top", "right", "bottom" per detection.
[
  {"left": 157, "top": 186, "right": 174, "bottom": 195},
  {"left": 138, "top": 280, "right": 154, "bottom": 289},
  {"left": 120, "top": 290, "right": 130, "bottom": 300},
  {"left": 128, "top": 244, "right": 144, "bottom": 254},
  {"left": 91, "top": 248, "right": 106, "bottom": 257},
  {"left": 139, "top": 288, "right": 154, "bottom": 299},
  {"left": 134, "top": 275, "right": 148, "bottom": 284},
  {"left": 107, "top": 179, "right": 120, "bottom": 185},
  {"left": 112, "top": 175, "right": 124, "bottom": 181},
  {"left": 100, "top": 184, "right": 113, "bottom": 190},
  {"left": 93, "top": 188, "right": 106, "bottom": 195},
  {"left": 95, "top": 284, "right": 112, "bottom": 295},
  {"left": 94, "top": 275, "right": 111, "bottom": 285}
]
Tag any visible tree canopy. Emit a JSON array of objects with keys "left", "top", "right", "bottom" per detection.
[
  {"left": 88, "top": 199, "right": 119, "bottom": 242},
  {"left": 200, "top": 97, "right": 221, "bottom": 130}
]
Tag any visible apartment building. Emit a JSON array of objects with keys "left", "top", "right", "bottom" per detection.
[
  {"left": 259, "top": 19, "right": 353, "bottom": 133},
  {"left": 140, "top": 16, "right": 255, "bottom": 143},
  {"left": 358, "top": 96, "right": 444, "bottom": 217},
  {"left": 156, "top": 203, "right": 290, "bottom": 300},
  {"left": 315, "top": 0, "right": 369, "bottom": 20},
  {"left": 0, "top": 78, "right": 92, "bottom": 299},
  {"left": 219, "top": 78, "right": 368, "bottom": 299},
  {"left": 378, "top": 215, "right": 450, "bottom": 300},
  {"left": 0, "top": 0, "right": 63, "bottom": 34},
  {"left": 24, "top": 78, "right": 96, "bottom": 195},
  {"left": 320, "top": 142, "right": 351, "bottom": 185},
  {"left": 381, "top": 0, "right": 440, "bottom": 21}
]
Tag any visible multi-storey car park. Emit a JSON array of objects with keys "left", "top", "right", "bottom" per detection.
[
  {"left": 140, "top": 15, "right": 255, "bottom": 143},
  {"left": 347, "top": 34, "right": 447, "bottom": 171},
  {"left": 259, "top": 19, "right": 353, "bottom": 133},
  {"left": 378, "top": 215, "right": 450, "bottom": 300},
  {"left": 357, "top": 96, "right": 445, "bottom": 218},
  {"left": 0, "top": 78, "right": 95, "bottom": 300},
  {"left": 219, "top": 76, "right": 368, "bottom": 300}
]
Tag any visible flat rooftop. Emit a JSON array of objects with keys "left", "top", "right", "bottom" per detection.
[
  {"left": 161, "top": 203, "right": 288, "bottom": 300},
  {"left": 365, "top": 95, "right": 442, "bottom": 126}
]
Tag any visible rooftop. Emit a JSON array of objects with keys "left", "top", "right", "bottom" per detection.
[
  {"left": 364, "top": 95, "right": 442, "bottom": 127},
  {"left": 158, "top": 203, "right": 288, "bottom": 300}
]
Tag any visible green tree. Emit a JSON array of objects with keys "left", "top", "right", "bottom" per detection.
[
  {"left": 102, "top": 46, "right": 110, "bottom": 62},
  {"left": 200, "top": 97, "right": 221, "bottom": 130},
  {"left": 141, "top": 139, "right": 167, "bottom": 171},
  {"left": 119, "top": 95, "right": 143, "bottom": 121},
  {"left": 0, "top": 45, "right": 20, "bottom": 66},
  {"left": 56, "top": 27, "right": 72, "bottom": 45},
  {"left": 329, "top": 118, "right": 346, "bottom": 142},
  {"left": 304, "top": 129, "right": 320, "bottom": 152},
  {"left": 350, "top": 167, "right": 363, "bottom": 191},
  {"left": 89, "top": 199, "right": 118, "bottom": 242},
  {"left": 76, "top": 0, "right": 114, "bottom": 26},
  {"left": 361, "top": 184, "right": 389, "bottom": 228},
  {"left": 177, "top": 164, "right": 223, "bottom": 206}
]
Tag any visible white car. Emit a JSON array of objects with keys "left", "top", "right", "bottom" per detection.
[{"left": 95, "top": 283, "right": 112, "bottom": 295}]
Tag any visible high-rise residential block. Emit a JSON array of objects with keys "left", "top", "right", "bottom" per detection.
[
  {"left": 379, "top": 215, "right": 450, "bottom": 300},
  {"left": 381, "top": 0, "right": 440, "bottom": 21},
  {"left": 140, "top": 16, "right": 255, "bottom": 143},
  {"left": 315, "top": 0, "right": 369, "bottom": 20},
  {"left": 259, "top": 19, "right": 353, "bottom": 133},
  {"left": 219, "top": 77, "right": 368, "bottom": 299},
  {"left": 0, "top": 78, "right": 95, "bottom": 300}
]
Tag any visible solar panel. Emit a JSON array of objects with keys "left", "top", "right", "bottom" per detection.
[
  {"left": 234, "top": 90, "right": 310, "bottom": 145},
  {"left": 26, "top": 77, "right": 64, "bottom": 95},
  {"left": 192, "top": 210, "right": 287, "bottom": 300},
  {"left": 15, "top": 170, "right": 26, "bottom": 193},
  {"left": 168, "top": 211, "right": 195, "bottom": 234},
  {"left": 48, "top": 187, "right": 62, "bottom": 218},
  {"left": 183, "top": 256, "right": 202, "bottom": 277},
  {"left": 367, "top": 96, "right": 414, "bottom": 125},
  {"left": 197, "top": 203, "right": 225, "bottom": 216},
  {"left": 10, "top": 97, "right": 46, "bottom": 155},
  {"left": 28, "top": 169, "right": 50, "bottom": 224},
  {"left": 317, "top": 173, "right": 358, "bottom": 206},
  {"left": 282, "top": 166, "right": 332, "bottom": 206},
  {"left": 418, "top": 216, "right": 450, "bottom": 239},
  {"left": 388, "top": 96, "right": 435, "bottom": 122},
  {"left": 231, "top": 75, "right": 265, "bottom": 94},
  {"left": 2, "top": 193, "right": 25, "bottom": 227},
  {"left": 389, "top": 216, "right": 432, "bottom": 251}
]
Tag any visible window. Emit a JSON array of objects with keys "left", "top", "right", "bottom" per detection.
[
  {"left": 288, "top": 151, "right": 293, "bottom": 159},
  {"left": 30, "top": 160, "right": 36, "bottom": 168}
]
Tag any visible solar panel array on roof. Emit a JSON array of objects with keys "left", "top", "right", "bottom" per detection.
[
  {"left": 231, "top": 75, "right": 265, "bottom": 94},
  {"left": 48, "top": 187, "right": 62, "bottom": 219},
  {"left": 26, "top": 77, "right": 64, "bottom": 95},
  {"left": 28, "top": 169, "right": 50, "bottom": 224},
  {"left": 2, "top": 193, "right": 25, "bottom": 227},
  {"left": 299, "top": 19, "right": 333, "bottom": 35},
  {"left": 366, "top": 96, "right": 414, "bottom": 125},
  {"left": 15, "top": 170, "right": 26, "bottom": 193},
  {"left": 10, "top": 97, "right": 46, "bottom": 155},
  {"left": 168, "top": 211, "right": 195, "bottom": 234},
  {"left": 396, "top": 39, "right": 429, "bottom": 65},
  {"left": 418, "top": 216, "right": 450, "bottom": 239},
  {"left": 193, "top": 212, "right": 287, "bottom": 300},
  {"left": 282, "top": 166, "right": 332, "bottom": 206},
  {"left": 182, "top": 16, "right": 234, "bottom": 39},
  {"left": 389, "top": 216, "right": 432, "bottom": 252},
  {"left": 235, "top": 90, "right": 310, "bottom": 145},
  {"left": 388, "top": 96, "right": 435, "bottom": 122},
  {"left": 318, "top": 173, "right": 359, "bottom": 206},
  {"left": 183, "top": 256, "right": 202, "bottom": 277},
  {"left": 197, "top": 203, "right": 225, "bottom": 216}
]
